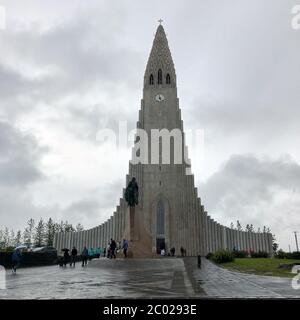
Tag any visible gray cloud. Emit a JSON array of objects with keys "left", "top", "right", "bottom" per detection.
[
  {"left": 199, "top": 154, "right": 300, "bottom": 249},
  {"left": 0, "top": 121, "right": 46, "bottom": 186}
]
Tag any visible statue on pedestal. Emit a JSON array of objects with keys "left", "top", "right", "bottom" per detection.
[{"left": 125, "top": 177, "right": 139, "bottom": 207}]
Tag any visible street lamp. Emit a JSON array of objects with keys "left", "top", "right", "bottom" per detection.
[{"left": 294, "top": 231, "right": 299, "bottom": 252}]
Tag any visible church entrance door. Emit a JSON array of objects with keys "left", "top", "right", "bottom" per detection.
[{"left": 156, "top": 238, "right": 165, "bottom": 254}]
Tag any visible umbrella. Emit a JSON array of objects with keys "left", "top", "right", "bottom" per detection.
[
  {"left": 61, "top": 248, "right": 69, "bottom": 252},
  {"left": 14, "top": 245, "right": 27, "bottom": 251}
]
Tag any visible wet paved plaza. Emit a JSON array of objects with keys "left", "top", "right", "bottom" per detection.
[
  {"left": 0, "top": 257, "right": 299, "bottom": 299},
  {"left": 191, "top": 258, "right": 300, "bottom": 298},
  {"left": 0, "top": 258, "right": 193, "bottom": 299}
]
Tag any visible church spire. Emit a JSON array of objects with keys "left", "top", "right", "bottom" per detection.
[{"left": 144, "top": 24, "right": 176, "bottom": 88}]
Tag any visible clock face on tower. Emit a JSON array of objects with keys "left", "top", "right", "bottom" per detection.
[{"left": 155, "top": 94, "right": 165, "bottom": 102}]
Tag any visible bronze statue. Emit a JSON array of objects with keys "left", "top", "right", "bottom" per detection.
[{"left": 125, "top": 177, "right": 139, "bottom": 207}]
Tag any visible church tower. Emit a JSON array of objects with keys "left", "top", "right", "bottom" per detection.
[
  {"left": 127, "top": 23, "right": 200, "bottom": 255},
  {"left": 53, "top": 24, "right": 274, "bottom": 258}
]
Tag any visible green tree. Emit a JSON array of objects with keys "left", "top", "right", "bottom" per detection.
[
  {"left": 64, "top": 221, "right": 74, "bottom": 232},
  {"left": 34, "top": 218, "right": 45, "bottom": 247},
  {"left": 45, "top": 218, "right": 56, "bottom": 246},
  {"left": 23, "top": 218, "right": 35, "bottom": 246},
  {"left": 15, "top": 230, "right": 22, "bottom": 247}
]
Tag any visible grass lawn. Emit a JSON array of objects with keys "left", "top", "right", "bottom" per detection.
[{"left": 220, "top": 258, "right": 300, "bottom": 278}]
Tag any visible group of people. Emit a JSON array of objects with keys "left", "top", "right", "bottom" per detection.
[{"left": 60, "top": 238, "right": 129, "bottom": 268}]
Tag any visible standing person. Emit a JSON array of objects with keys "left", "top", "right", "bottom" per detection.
[
  {"left": 81, "top": 247, "right": 88, "bottom": 267},
  {"left": 170, "top": 247, "right": 175, "bottom": 257},
  {"left": 11, "top": 249, "right": 22, "bottom": 274},
  {"left": 63, "top": 249, "right": 70, "bottom": 267},
  {"left": 95, "top": 247, "right": 102, "bottom": 258},
  {"left": 122, "top": 238, "right": 129, "bottom": 258},
  {"left": 89, "top": 247, "right": 95, "bottom": 261},
  {"left": 103, "top": 247, "right": 106, "bottom": 258},
  {"left": 106, "top": 242, "right": 111, "bottom": 259},
  {"left": 70, "top": 246, "right": 78, "bottom": 267},
  {"left": 180, "top": 246, "right": 184, "bottom": 257},
  {"left": 110, "top": 238, "right": 117, "bottom": 259}
]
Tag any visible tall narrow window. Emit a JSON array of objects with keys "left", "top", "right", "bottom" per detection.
[
  {"left": 149, "top": 74, "right": 154, "bottom": 85},
  {"left": 166, "top": 73, "right": 171, "bottom": 84},
  {"left": 156, "top": 200, "right": 165, "bottom": 235},
  {"left": 158, "top": 69, "right": 162, "bottom": 85}
]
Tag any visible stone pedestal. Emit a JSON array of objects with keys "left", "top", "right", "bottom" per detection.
[{"left": 122, "top": 205, "right": 153, "bottom": 258}]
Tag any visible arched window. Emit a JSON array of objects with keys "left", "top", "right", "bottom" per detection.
[
  {"left": 149, "top": 74, "right": 154, "bottom": 85},
  {"left": 156, "top": 200, "right": 165, "bottom": 235},
  {"left": 166, "top": 74, "right": 171, "bottom": 84},
  {"left": 158, "top": 69, "right": 162, "bottom": 85}
]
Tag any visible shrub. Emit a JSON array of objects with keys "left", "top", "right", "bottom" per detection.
[
  {"left": 251, "top": 251, "right": 269, "bottom": 258},
  {"left": 206, "top": 252, "right": 213, "bottom": 260},
  {"left": 233, "top": 250, "right": 248, "bottom": 258},
  {"left": 276, "top": 249, "right": 287, "bottom": 259},
  {"left": 211, "top": 250, "right": 235, "bottom": 264},
  {"left": 285, "top": 251, "right": 300, "bottom": 260}
]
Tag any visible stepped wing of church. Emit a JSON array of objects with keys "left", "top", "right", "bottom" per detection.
[{"left": 54, "top": 25, "right": 273, "bottom": 256}]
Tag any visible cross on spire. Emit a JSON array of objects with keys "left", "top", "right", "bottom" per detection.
[{"left": 158, "top": 18, "right": 163, "bottom": 25}]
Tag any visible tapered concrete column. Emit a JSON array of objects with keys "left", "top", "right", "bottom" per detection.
[
  {"left": 245, "top": 232, "right": 249, "bottom": 252},
  {"left": 240, "top": 231, "right": 244, "bottom": 251},
  {"left": 105, "top": 223, "right": 108, "bottom": 244},
  {"left": 239, "top": 230, "right": 242, "bottom": 250},
  {"left": 194, "top": 194, "right": 200, "bottom": 255},
  {"left": 95, "top": 227, "right": 99, "bottom": 248},
  {"left": 206, "top": 217, "right": 210, "bottom": 253},
  {"left": 210, "top": 219, "right": 214, "bottom": 253},
  {"left": 233, "top": 230, "right": 237, "bottom": 250},
  {"left": 116, "top": 210, "right": 120, "bottom": 241},
  {"left": 263, "top": 233, "right": 266, "bottom": 251},
  {"left": 243, "top": 232, "right": 247, "bottom": 251},
  {"left": 257, "top": 233, "right": 260, "bottom": 252},
  {"left": 111, "top": 216, "right": 114, "bottom": 241},
  {"left": 258, "top": 233, "right": 262, "bottom": 252},
  {"left": 103, "top": 222, "right": 107, "bottom": 248},
  {"left": 268, "top": 233, "right": 273, "bottom": 256},
  {"left": 109, "top": 218, "right": 113, "bottom": 240},
  {"left": 253, "top": 233, "right": 258, "bottom": 252},
  {"left": 217, "top": 225, "right": 221, "bottom": 250},
  {"left": 91, "top": 228, "right": 95, "bottom": 249},
  {"left": 99, "top": 225, "right": 102, "bottom": 248},
  {"left": 208, "top": 217, "right": 212, "bottom": 252},
  {"left": 202, "top": 211, "right": 207, "bottom": 255},
  {"left": 56, "top": 233, "right": 60, "bottom": 252},
  {"left": 216, "top": 223, "right": 220, "bottom": 251},
  {"left": 78, "top": 231, "right": 82, "bottom": 252},
  {"left": 202, "top": 210, "right": 207, "bottom": 255},
  {"left": 213, "top": 221, "right": 217, "bottom": 252},
  {"left": 222, "top": 227, "right": 227, "bottom": 249}
]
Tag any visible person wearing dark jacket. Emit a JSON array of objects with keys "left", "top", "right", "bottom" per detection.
[
  {"left": 110, "top": 239, "right": 117, "bottom": 259},
  {"left": 12, "top": 249, "right": 22, "bottom": 274},
  {"left": 63, "top": 250, "right": 70, "bottom": 267},
  {"left": 81, "top": 247, "right": 89, "bottom": 267},
  {"left": 70, "top": 246, "right": 78, "bottom": 267}
]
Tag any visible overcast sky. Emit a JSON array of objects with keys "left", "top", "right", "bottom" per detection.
[{"left": 0, "top": 0, "right": 299, "bottom": 250}]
